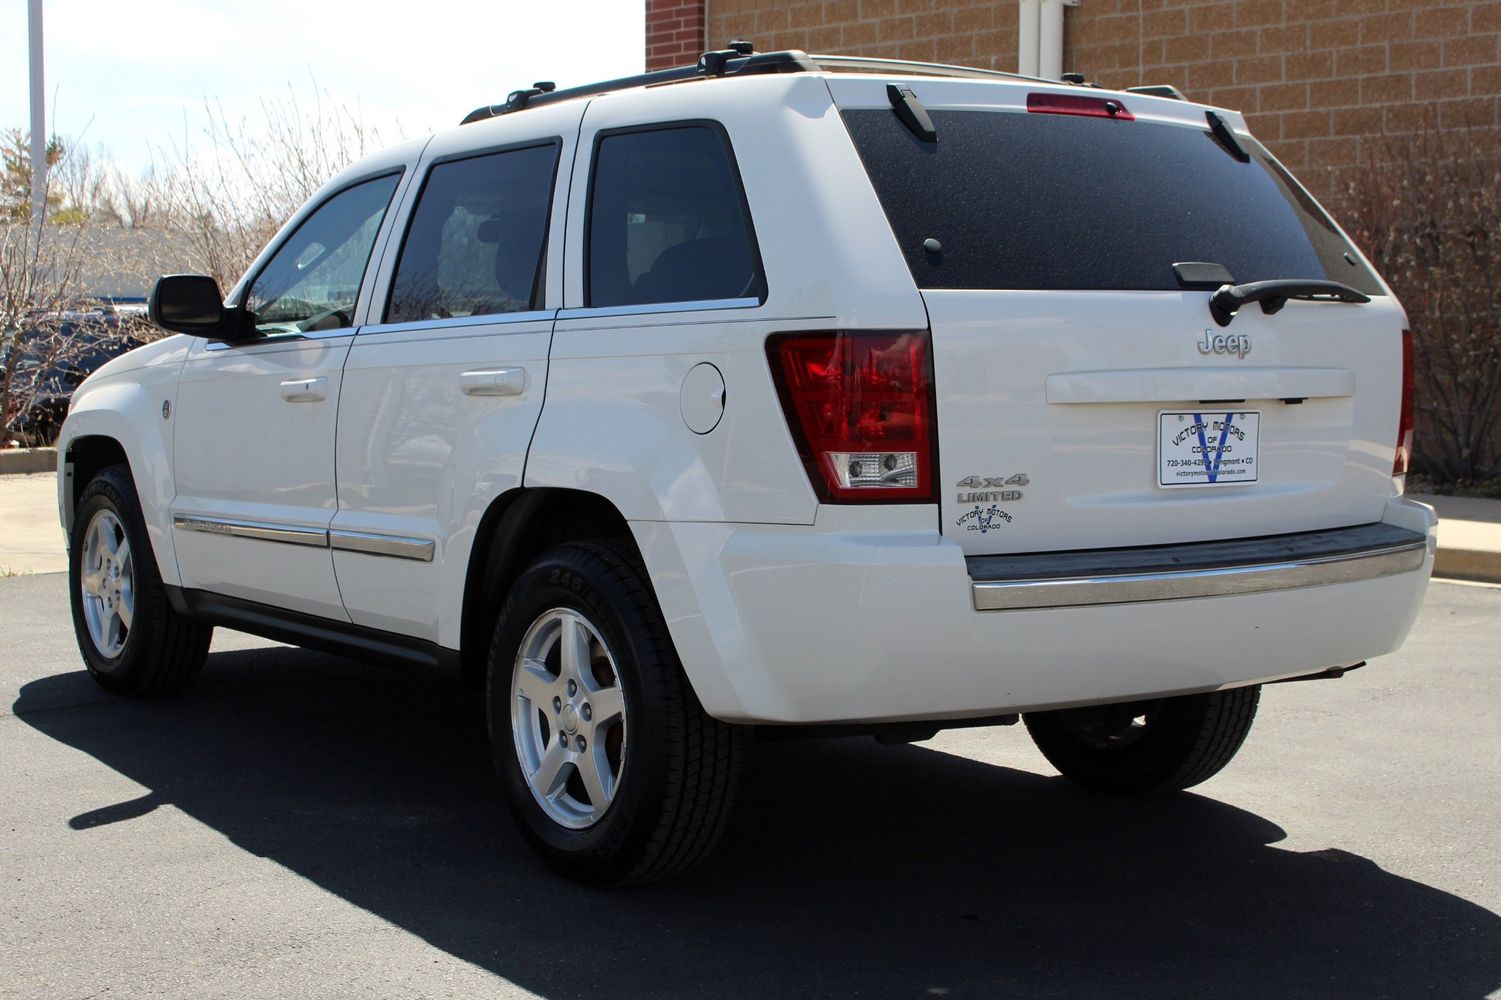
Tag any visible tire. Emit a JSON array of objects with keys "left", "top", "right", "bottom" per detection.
[
  {"left": 1023, "top": 686, "right": 1261, "bottom": 795},
  {"left": 69, "top": 465, "right": 212, "bottom": 696},
  {"left": 487, "top": 540, "right": 743, "bottom": 886}
]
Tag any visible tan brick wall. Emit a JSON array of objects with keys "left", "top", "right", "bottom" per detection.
[{"left": 694, "top": 0, "right": 1501, "bottom": 201}]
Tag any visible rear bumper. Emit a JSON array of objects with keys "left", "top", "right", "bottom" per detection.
[
  {"left": 634, "top": 497, "right": 1436, "bottom": 725},
  {"left": 967, "top": 522, "right": 1426, "bottom": 611}
]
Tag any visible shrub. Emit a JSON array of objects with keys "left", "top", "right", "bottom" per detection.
[{"left": 1339, "top": 118, "right": 1501, "bottom": 484}]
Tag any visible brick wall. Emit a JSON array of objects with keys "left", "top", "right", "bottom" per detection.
[
  {"left": 647, "top": 0, "right": 707, "bottom": 71},
  {"left": 682, "top": 0, "right": 1501, "bottom": 201}
]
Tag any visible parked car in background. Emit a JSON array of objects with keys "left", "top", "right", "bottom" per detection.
[{"left": 3, "top": 301, "right": 148, "bottom": 446}]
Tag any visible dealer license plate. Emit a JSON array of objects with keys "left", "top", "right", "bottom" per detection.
[{"left": 1158, "top": 410, "right": 1260, "bottom": 487}]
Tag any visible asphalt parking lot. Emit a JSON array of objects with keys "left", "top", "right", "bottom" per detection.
[{"left": 3, "top": 571, "right": 1498, "bottom": 1000}]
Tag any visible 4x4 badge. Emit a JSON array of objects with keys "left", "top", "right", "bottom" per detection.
[{"left": 956, "top": 473, "right": 1026, "bottom": 504}]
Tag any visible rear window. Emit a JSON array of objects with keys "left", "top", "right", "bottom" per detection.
[{"left": 841, "top": 108, "right": 1383, "bottom": 294}]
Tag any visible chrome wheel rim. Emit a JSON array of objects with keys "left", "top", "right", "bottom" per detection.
[
  {"left": 80, "top": 509, "right": 134, "bottom": 659},
  {"left": 510, "top": 608, "right": 628, "bottom": 829}
]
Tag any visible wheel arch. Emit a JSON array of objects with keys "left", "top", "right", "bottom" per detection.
[
  {"left": 63, "top": 435, "right": 131, "bottom": 530},
  {"left": 457, "top": 487, "right": 635, "bottom": 688},
  {"left": 59, "top": 378, "right": 182, "bottom": 587}
]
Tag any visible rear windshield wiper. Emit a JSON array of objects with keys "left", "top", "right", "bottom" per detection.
[
  {"left": 1205, "top": 110, "right": 1250, "bottom": 163},
  {"left": 1209, "top": 279, "right": 1371, "bottom": 327}
]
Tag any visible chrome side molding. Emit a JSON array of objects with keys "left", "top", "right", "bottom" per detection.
[
  {"left": 171, "top": 515, "right": 327, "bottom": 548},
  {"left": 173, "top": 515, "right": 434, "bottom": 562},
  {"left": 969, "top": 524, "right": 1427, "bottom": 611},
  {"left": 329, "top": 529, "right": 435, "bottom": 562}
]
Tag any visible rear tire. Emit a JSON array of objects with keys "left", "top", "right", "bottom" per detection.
[
  {"left": 1023, "top": 686, "right": 1260, "bottom": 794},
  {"left": 69, "top": 465, "right": 212, "bottom": 696},
  {"left": 487, "top": 540, "right": 743, "bottom": 885}
]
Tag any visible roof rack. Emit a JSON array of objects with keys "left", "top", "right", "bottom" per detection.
[
  {"left": 461, "top": 43, "right": 817, "bottom": 124},
  {"left": 1126, "top": 84, "right": 1188, "bottom": 101},
  {"left": 808, "top": 54, "right": 1053, "bottom": 85},
  {"left": 460, "top": 43, "right": 1107, "bottom": 125}
]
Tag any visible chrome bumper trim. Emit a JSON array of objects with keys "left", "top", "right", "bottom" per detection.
[
  {"left": 329, "top": 529, "right": 435, "bottom": 562},
  {"left": 172, "top": 515, "right": 327, "bottom": 547},
  {"left": 970, "top": 534, "right": 1427, "bottom": 611}
]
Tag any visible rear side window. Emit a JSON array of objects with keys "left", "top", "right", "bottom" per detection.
[
  {"left": 842, "top": 108, "right": 1383, "bottom": 294},
  {"left": 386, "top": 143, "right": 558, "bottom": 324},
  {"left": 587, "top": 124, "right": 765, "bottom": 308}
]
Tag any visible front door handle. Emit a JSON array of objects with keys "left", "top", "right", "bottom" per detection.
[
  {"left": 280, "top": 377, "right": 327, "bottom": 402},
  {"left": 460, "top": 368, "right": 526, "bottom": 397}
]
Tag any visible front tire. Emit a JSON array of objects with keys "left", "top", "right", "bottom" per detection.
[
  {"left": 487, "top": 541, "right": 743, "bottom": 885},
  {"left": 69, "top": 465, "right": 212, "bottom": 696},
  {"left": 1023, "top": 686, "right": 1261, "bottom": 794}
]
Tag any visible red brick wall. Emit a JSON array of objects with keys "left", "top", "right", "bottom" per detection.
[
  {"left": 689, "top": 0, "right": 1501, "bottom": 200},
  {"left": 647, "top": 0, "right": 707, "bottom": 71}
]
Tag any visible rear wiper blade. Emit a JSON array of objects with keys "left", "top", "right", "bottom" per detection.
[
  {"left": 1209, "top": 279, "right": 1371, "bottom": 327},
  {"left": 1205, "top": 110, "right": 1250, "bottom": 163},
  {"left": 888, "top": 84, "right": 937, "bottom": 142}
]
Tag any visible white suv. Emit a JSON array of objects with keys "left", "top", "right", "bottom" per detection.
[{"left": 57, "top": 47, "right": 1436, "bottom": 885}]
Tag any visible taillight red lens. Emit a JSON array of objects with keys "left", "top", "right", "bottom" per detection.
[
  {"left": 1026, "top": 93, "right": 1135, "bottom": 120},
  {"left": 1394, "top": 328, "right": 1415, "bottom": 477},
  {"left": 767, "top": 331, "right": 938, "bottom": 504}
]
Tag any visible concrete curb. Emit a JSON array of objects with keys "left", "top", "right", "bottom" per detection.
[
  {"left": 0, "top": 448, "right": 56, "bottom": 476},
  {"left": 1433, "top": 547, "right": 1501, "bottom": 585}
]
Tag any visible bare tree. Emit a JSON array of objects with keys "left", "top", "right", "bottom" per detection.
[
  {"left": 1340, "top": 117, "right": 1501, "bottom": 483},
  {"left": 1, "top": 136, "right": 157, "bottom": 446},
  {"left": 150, "top": 85, "right": 391, "bottom": 289}
]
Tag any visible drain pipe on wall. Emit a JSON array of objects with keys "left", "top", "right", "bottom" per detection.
[
  {"left": 1017, "top": 0, "right": 1040, "bottom": 77},
  {"left": 1019, "top": 0, "right": 1077, "bottom": 81}
]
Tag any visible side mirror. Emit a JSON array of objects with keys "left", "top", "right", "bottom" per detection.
[{"left": 148, "top": 275, "right": 241, "bottom": 339}]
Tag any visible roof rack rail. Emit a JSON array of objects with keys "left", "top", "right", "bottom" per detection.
[
  {"left": 460, "top": 44, "right": 818, "bottom": 124},
  {"left": 809, "top": 53, "right": 1053, "bottom": 85},
  {"left": 460, "top": 44, "right": 1093, "bottom": 126},
  {"left": 1127, "top": 84, "right": 1188, "bottom": 101}
]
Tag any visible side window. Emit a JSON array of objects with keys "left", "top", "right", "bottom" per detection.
[
  {"left": 386, "top": 143, "right": 559, "bottom": 324},
  {"left": 587, "top": 125, "right": 765, "bottom": 308},
  {"left": 245, "top": 173, "right": 400, "bottom": 335}
]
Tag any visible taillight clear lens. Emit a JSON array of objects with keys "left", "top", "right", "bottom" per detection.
[
  {"left": 1394, "top": 328, "right": 1414, "bottom": 480},
  {"left": 767, "top": 331, "right": 938, "bottom": 504}
]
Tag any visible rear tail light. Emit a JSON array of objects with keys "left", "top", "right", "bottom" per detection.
[
  {"left": 767, "top": 330, "right": 938, "bottom": 504},
  {"left": 1393, "top": 328, "right": 1415, "bottom": 482},
  {"left": 1027, "top": 93, "right": 1135, "bottom": 120}
]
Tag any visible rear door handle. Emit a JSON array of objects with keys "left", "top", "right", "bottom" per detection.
[
  {"left": 279, "top": 377, "right": 327, "bottom": 402},
  {"left": 460, "top": 368, "right": 526, "bottom": 397}
]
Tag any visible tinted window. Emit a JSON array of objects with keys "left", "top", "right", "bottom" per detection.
[
  {"left": 842, "top": 108, "right": 1383, "bottom": 294},
  {"left": 587, "top": 125, "right": 765, "bottom": 308},
  {"left": 386, "top": 144, "right": 558, "bottom": 323},
  {"left": 245, "top": 174, "right": 400, "bottom": 334}
]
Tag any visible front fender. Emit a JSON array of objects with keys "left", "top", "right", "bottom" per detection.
[{"left": 58, "top": 343, "right": 189, "bottom": 586}]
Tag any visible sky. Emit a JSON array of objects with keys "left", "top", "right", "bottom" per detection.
[{"left": 2, "top": 0, "right": 646, "bottom": 175}]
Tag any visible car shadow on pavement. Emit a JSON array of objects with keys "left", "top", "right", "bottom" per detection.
[{"left": 15, "top": 646, "right": 1501, "bottom": 1000}]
